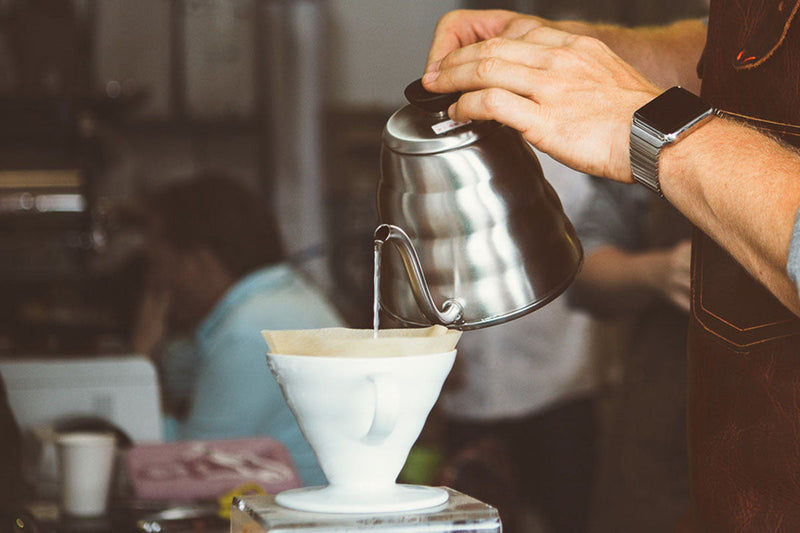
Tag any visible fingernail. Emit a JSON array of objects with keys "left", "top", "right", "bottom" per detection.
[
  {"left": 426, "top": 60, "right": 441, "bottom": 73},
  {"left": 447, "top": 103, "right": 456, "bottom": 117},
  {"left": 422, "top": 71, "right": 439, "bottom": 84}
]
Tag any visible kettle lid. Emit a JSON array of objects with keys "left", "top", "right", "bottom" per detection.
[{"left": 383, "top": 79, "right": 499, "bottom": 155}]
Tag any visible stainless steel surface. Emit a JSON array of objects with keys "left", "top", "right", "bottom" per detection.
[
  {"left": 377, "top": 81, "right": 583, "bottom": 329},
  {"left": 382, "top": 101, "right": 499, "bottom": 155},
  {"left": 135, "top": 502, "right": 223, "bottom": 532}
]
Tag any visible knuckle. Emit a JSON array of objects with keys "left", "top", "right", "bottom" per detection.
[
  {"left": 506, "top": 19, "right": 527, "bottom": 33},
  {"left": 436, "top": 10, "right": 461, "bottom": 32},
  {"left": 506, "top": 18, "right": 537, "bottom": 33},
  {"left": 450, "top": 99, "right": 467, "bottom": 121},
  {"left": 442, "top": 9, "right": 471, "bottom": 29},
  {"left": 482, "top": 37, "right": 506, "bottom": 57},
  {"left": 548, "top": 46, "right": 572, "bottom": 66},
  {"left": 476, "top": 57, "right": 501, "bottom": 81},
  {"left": 481, "top": 88, "right": 506, "bottom": 112},
  {"left": 522, "top": 25, "right": 547, "bottom": 40},
  {"left": 440, "top": 10, "right": 461, "bottom": 25},
  {"left": 569, "top": 33, "right": 600, "bottom": 50}
]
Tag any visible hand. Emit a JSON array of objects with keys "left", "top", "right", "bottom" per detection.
[
  {"left": 651, "top": 239, "right": 692, "bottom": 312},
  {"left": 422, "top": 11, "right": 661, "bottom": 182},
  {"left": 426, "top": 9, "right": 597, "bottom": 69},
  {"left": 426, "top": 10, "right": 551, "bottom": 69}
]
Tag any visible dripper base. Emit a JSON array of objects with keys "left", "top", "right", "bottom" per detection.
[{"left": 275, "top": 484, "right": 448, "bottom": 514}]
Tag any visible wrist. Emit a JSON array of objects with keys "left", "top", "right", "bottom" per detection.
[
  {"left": 657, "top": 115, "right": 722, "bottom": 202},
  {"left": 630, "top": 86, "right": 716, "bottom": 196}
]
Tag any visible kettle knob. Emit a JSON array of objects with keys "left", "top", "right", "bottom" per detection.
[{"left": 404, "top": 78, "right": 461, "bottom": 115}]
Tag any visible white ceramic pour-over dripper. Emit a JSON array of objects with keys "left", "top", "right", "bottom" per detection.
[{"left": 266, "top": 350, "right": 456, "bottom": 513}]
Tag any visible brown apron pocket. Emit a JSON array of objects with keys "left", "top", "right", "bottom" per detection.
[{"left": 691, "top": 230, "right": 800, "bottom": 351}]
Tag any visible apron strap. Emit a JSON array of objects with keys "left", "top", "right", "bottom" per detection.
[{"left": 716, "top": 108, "right": 800, "bottom": 138}]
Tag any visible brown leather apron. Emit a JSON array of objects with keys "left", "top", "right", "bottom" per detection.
[{"left": 684, "top": 0, "right": 800, "bottom": 530}]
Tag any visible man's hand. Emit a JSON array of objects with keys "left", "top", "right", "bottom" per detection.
[
  {"left": 426, "top": 9, "right": 599, "bottom": 71},
  {"left": 573, "top": 239, "right": 693, "bottom": 316},
  {"left": 423, "top": 11, "right": 661, "bottom": 183},
  {"left": 426, "top": 10, "right": 549, "bottom": 70},
  {"left": 651, "top": 239, "right": 692, "bottom": 312}
]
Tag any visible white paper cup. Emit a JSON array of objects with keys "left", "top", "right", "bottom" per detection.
[{"left": 56, "top": 432, "right": 116, "bottom": 517}]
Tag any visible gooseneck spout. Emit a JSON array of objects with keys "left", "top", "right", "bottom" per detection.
[{"left": 374, "top": 224, "right": 464, "bottom": 326}]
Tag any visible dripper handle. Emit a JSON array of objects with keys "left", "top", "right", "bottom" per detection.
[
  {"left": 361, "top": 374, "right": 399, "bottom": 445},
  {"left": 374, "top": 224, "right": 464, "bottom": 326}
]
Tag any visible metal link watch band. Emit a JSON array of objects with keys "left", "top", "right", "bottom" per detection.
[
  {"left": 630, "top": 119, "right": 665, "bottom": 197},
  {"left": 629, "top": 87, "right": 716, "bottom": 198}
]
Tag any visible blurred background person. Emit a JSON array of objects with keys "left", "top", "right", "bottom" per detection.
[
  {"left": 131, "top": 174, "right": 345, "bottom": 487},
  {"left": 570, "top": 179, "right": 692, "bottom": 532},
  {"left": 434, "top": 152, "right": 609, "bottom": 533}
]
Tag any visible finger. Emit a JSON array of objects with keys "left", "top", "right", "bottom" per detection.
[
  {"left": 676, "top": 239, "right": 693, "bottom": 253},
  {"left": 672, "top": 275, "right": 692, "bottom": 293},
  {"left": 670, "top": 291, "right": 691, "bottom": 313},
  {"left": 427, "top": 10, "right": 514, "bottom": 70},
  {"left": 424, "top": 57, "right": 544, "bottom": 98},
  {"left": 674, "top": 241, "right": 693, "bottom": 270},
  {"left": 427, "top": 27, "right": 473, "bottom": 71},
  {"left": 671, "top": 258, "right": 691, "bottom": 278},
  {"left": 436, "top": 37, "right": 552, "bottom": 73},
  {"left": 449, "top": 88, "right": 541, "bottom": 135},
  {"left": 517, "top": 25, "right": 583, "bottom": 47},
  {"left": 497, "top": 16, "right": 545, "bottom": 40}
]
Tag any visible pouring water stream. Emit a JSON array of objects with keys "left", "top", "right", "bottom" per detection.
[{"left": 373, "top": 240, "right": 383, "bottom": 338}]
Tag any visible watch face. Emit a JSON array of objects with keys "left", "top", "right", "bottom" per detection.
[{"left": 635, "top": 86, "right": 712, "bottom": 134}]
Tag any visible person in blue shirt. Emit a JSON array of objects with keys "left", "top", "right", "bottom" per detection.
[{"left": 131, "top": 174, "right": 344, "bottom": 486}]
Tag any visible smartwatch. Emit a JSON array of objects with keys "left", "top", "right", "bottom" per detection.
[{"left": 630, "top": 86, "right": 716, "bottom": 197}]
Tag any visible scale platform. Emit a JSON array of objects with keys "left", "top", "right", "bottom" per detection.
[{"left": 231, "top": 487, "right": 501, "bottom": 532}]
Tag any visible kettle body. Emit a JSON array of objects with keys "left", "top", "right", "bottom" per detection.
[{"left": 376, "top": 80, "right": 583, "bottom": 330}]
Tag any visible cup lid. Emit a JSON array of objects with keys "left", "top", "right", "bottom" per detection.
[{"left": 56, "top": 431, "right": 116, "bottom": 446}]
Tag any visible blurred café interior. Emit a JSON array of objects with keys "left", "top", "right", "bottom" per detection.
[{"left": 0, "top": 0, "right": 707, "bottom": 532}]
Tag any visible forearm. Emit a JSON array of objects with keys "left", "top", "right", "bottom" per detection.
[
  {"left": 660, "top": 117, "right": 800, "bottom": 314},
  {"left": 556, "top": 19, "right": 707, "bottom": 91}
]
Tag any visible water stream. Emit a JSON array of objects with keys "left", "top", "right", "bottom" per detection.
[{"left": 373, "top": 240, "right": 383, "bottom": 338}]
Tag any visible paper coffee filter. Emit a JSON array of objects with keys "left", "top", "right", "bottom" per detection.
[{"left": 262, "top": 325, "right": 461, "bottom": 357}]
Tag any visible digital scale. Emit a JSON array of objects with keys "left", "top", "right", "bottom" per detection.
[{"left": 230, "top": 487, "right": 501, "bottom": 532}]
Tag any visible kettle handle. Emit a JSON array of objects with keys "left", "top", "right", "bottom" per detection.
[
  {"left": 374, "top": 224, "right": 464, "bottom": 326},
  {"left": 404, "top": 78, "right": 461, "bottom": 115}
]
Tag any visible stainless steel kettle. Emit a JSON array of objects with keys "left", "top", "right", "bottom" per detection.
[{"left": 375, "top": 79, "right": 583, "bottom": 330}]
